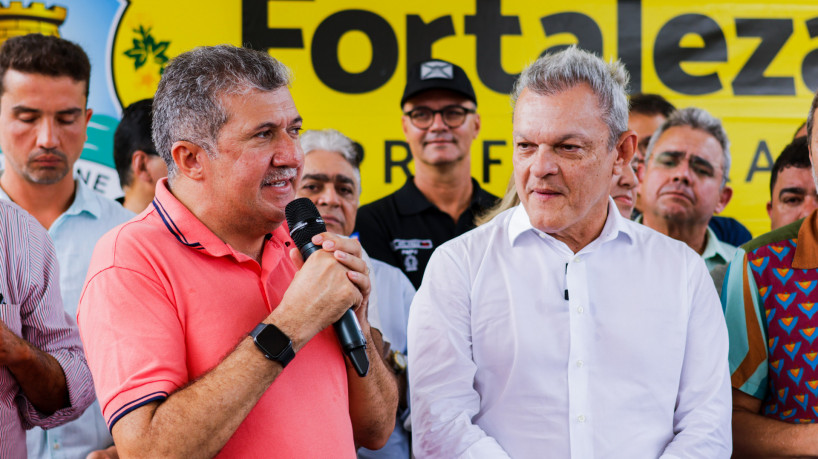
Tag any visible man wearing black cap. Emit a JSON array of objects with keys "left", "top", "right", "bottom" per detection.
[{"left": 355, "top": 60, "right": 498, "bottom": 289}]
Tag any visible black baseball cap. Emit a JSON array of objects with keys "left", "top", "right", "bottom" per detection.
[{"left": 401, "top": 59, "right": 477, "bottom": 107}]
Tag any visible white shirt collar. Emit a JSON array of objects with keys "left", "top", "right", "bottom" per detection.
[{"left": 508, "top": 197, "right": 635, "bottom": 251}]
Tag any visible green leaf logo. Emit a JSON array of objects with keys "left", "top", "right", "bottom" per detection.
[{"left": 123, "top": 25, "right": 170, "bottom": 73}]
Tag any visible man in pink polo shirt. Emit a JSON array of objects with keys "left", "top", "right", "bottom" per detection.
[{"left": 77, "top": 45, "right": 397, "bottom": 457}]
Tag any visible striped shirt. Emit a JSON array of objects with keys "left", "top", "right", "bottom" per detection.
[{"left": 0, "top": 200, "right": 95, "bottom": 459}]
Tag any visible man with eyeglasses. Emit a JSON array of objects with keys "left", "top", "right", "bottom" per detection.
[
  {"left": 355, "top": 59, "right": 498, "bottom": 289},
  {"left": 638, "top": 107, "right": 738, "bottom": 280}
]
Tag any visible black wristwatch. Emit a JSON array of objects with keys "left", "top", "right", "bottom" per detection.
[{"left": 250, "top": 323, "right": 295, "bottom": 368}]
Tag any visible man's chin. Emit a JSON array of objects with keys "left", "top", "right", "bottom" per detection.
[
  {"left": 25, "top": 169, "right": 70, "bottom": 185},
  {"left": 325, "top": 223, "right": 346, "bottom": 236}
]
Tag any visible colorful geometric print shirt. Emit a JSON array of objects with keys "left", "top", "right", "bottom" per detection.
[
  {"left": 724, "top": 210, "right": 818, "bottom": 423},
  {"left": 0, "top": 199, "right": 95, "bottom": 459}
]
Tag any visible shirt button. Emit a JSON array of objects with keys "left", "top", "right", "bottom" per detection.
[
  {"left": 578, "top": 415, "right": 586, "bottom": 423},
  {"left": 573, "top": 256, "right": 582, "bottom": 263},
  {"left": 577, "top": 306, "right": 584, "bottom": 314},
  {"left": 53, "top": 443, "right": 60, "bottom": 450},
  {"left": 576, "top": 360, "right": 584, "bottom": 368}
]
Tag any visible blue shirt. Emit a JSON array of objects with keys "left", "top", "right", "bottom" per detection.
[{"left": 0, "top": 177, "right": 134, "bottom": 458}]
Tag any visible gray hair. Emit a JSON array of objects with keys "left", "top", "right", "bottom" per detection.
[
  {"left": 510, "top": 46, "right": 630, "bottom": 149},
  {"left": 152, "top": 45, "right": 291, "bottom": 180},
  {"left": 644, "top": 107, "right": 731, "bottom": 188},
  {"left": 300, "top": 129, "right": 361, "bottom": 189}
]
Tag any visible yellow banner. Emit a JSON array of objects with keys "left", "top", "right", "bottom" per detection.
[{"left": 111, "top": 0, "right": 818, "bottom": 236}]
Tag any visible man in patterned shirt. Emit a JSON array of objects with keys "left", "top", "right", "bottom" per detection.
[
  {"left": 0, "top": 199, "right": 94, "bottom": 458},
  {"left": 723, "top": 88, "right": 818, "bottom": 455}
]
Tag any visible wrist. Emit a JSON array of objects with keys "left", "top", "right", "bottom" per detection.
[
  {"left": 6, "top": 334, "right": 34, "bottom": 369},
  {"left": 266, "top": 307, "right": 309, "bottom": 353}
]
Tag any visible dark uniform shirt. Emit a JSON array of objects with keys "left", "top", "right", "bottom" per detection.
[{"left": 355, "top": 177, "right": 498, "bottom": 289}]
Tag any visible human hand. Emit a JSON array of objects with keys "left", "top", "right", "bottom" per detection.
[{"left": 272, "top": 233, "right": 371, "bottom": 350}]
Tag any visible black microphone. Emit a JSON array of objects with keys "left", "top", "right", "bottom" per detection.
[{"left": 285, "top": 197, "right": 369, "bottom": 377}]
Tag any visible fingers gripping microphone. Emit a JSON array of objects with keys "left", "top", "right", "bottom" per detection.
[{"left": 285, "top": 197, "right": 369, "bottom": 377}]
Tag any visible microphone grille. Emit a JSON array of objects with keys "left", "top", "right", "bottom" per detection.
[{"left": 285, "top": 198, "right": 326, "bottom": 248}]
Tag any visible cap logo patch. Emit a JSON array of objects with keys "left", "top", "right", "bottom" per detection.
[{"left": 420, "top": 61, "right": 453, "bottom": 80}]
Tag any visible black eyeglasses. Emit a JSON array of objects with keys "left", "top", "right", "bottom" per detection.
[{"left": 403, "top": 105, "right": 476, "bottom": 129}]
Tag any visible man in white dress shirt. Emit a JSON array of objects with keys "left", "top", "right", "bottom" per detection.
[{"left": 407, "top": 46, "right": 732, "bottom": 458}]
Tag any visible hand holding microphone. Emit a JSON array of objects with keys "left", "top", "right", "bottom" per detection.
[{"left": 285, "top": 198, "right": 370, "bottom": 377}]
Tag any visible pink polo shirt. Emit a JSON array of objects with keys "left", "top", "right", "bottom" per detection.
[{"left": 77, "top": 179, "right": 354, "bottom": 457}]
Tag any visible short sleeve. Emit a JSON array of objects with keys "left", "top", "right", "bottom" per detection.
[{"left": 78, "top": 266, "right": 187, "bottom": 431}]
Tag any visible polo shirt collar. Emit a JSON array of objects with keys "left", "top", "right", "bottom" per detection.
[
  {"left": 793, "top": 209, "right": 818, "bottom": 269},
  {"left": 151, "top": 178, "right": 288, "bottom": 261},
  {"left": 0, "top": 172, "right": 99, "bottom": 219},
  {"left": 701, "top": 226, "right": 735, "bottom": 266},
  {"left": 508, "top": 197, "right": 635, "bottom": 249},
  {"left": 394, "top": 176, "right": 494, "bottom": 216}
]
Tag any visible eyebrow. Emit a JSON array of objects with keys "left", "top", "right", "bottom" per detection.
[
  {"left": 656, "top": 151, "right": 716, "bottom": 170},
  {"left": 247, "top": 116, "right": 303, "bottom": 135},
  {"left": 779, "top": 187, "right": 809, "bottom": 197},
  {"left": 688, "top": 155, "right": 715, "bottom": 172},
  {"left": 511, "top": 131, "right": 592, "bottom": 144},
  {"left": 12, "top": 106, "right": 83, "bottom": 116},
  {"left": 302, "top": 173, "right": 356, "bottom": 186}
]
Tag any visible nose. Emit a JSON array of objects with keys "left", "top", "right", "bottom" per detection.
[
  {"left": 670, "top": 159, "right": 693, "bottom": 185},
  {"left": 36, "top": 118, "right": 59, "bottom": 150},
  {"left": 618, "top": 163, "right": 638, "bottom": 190},
  {"left": 530, "top": 147, "right": 559, "bottom": 178},
  {"left": 316, "top": 185, "right": 341, "bottom": 207},
  {"left": 428, "top": 111, "right": 448, "bottom": 132},
  {"left": 275, "top": 133, "right": 303, "bottom": 168}
]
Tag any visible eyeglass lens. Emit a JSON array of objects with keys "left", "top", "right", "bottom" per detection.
[{"left": 409, "top": 106, "right": 469, "bottom": 129}]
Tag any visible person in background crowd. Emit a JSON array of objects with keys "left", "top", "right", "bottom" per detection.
[
  {"left": 113, "top": 98, "right": 167, "bottom": 213},
  {"left": 355, "top": 59, "right": 497, "bottom": 289},
  {"left": 298, "top": 128, "right": 415, "bottom": 459},
  {"left": 0, "top": 199, "right": 95, "bottom": 459},
  {"left": 722, "top": 89, "right": 818, "bottom": 457},
  {"left": 77, "top": 45, "right": 396, "bottom": 458},
  {"left": 768, "top": 136, "right": 817, "bottom": 231},
  {"left": 629, "top": 93, "right": 751, "bottom": 245},
  {"left": 610, "top": 155, "right": 639, "bottom": 219},
  {"left": 639, "top": 107, "right": 738, "bottom": 279},
  {"left": 409, "top": 46, "right": 731, "bottom": 458},
  {"left": 628, "top": 93, "right": 675, "bottom": 172},
  {"left": 0, "top": 33, "right": 133, "bottom": 459},
  {"left": 794, "top": 120, "right": 808, "bottom": 139}
]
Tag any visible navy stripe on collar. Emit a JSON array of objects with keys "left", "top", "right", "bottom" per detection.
[{"left": 152, "top": 198, "right": 204, "bottom": 250}]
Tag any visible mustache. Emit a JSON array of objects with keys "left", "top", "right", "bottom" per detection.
[{"left": 261, "top": 167, "right": 298, "bottom": 185}]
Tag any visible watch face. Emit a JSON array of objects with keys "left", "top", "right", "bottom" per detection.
[
  {"left": 391, "top": 350, "right": 407, "bottom": 371},
  {"left": 257, "top": 324, "right": 291, "bottom": 355}
]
